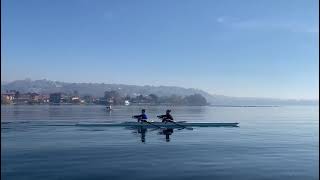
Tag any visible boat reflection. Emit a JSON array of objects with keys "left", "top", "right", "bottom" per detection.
[
  {"left": 129, "top": 126, "right": 175, "bottom": 143},
  {"left": 158, "top": 128, "right": 174, "bottom": 142},
  {"left": 137, "top": 126, "right": 147, "bottom": 143}
]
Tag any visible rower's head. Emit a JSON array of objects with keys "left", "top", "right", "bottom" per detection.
[
  {"left": 166, "top": 109, "right": 171, "bottom": 114},
  {"left": 141, "top": 109, "right": 146, "bottom": 113}
]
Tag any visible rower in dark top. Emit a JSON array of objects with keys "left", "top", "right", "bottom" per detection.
[
  {"left": 157, "top": 109, "right": 174, "bottom": 123},
  {"left": 132, "top": 109, "right": 148, "bottom": 122}
]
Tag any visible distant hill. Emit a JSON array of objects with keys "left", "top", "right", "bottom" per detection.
[{"left": 1, "top": 79, "right": 318, "bottom": 106}]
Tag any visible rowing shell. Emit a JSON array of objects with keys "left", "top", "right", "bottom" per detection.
[{"left": 76, "top": 121, "right": 239, "bottom": 128}]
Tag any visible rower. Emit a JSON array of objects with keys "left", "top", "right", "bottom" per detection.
[
  {"left": 157, "top": 109, "right": 174, "bottom": 123},
  {"left": 132, "top": 109, "right": 148, "bottom": 122}
]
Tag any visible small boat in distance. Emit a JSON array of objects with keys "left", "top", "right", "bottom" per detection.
[{"left": 106, "top": 105, "right": 112, "bottom": 111}]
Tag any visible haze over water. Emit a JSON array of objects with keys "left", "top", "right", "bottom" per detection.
[
  {"left": 1, "top": 105, "right": 318, "bottom": 180},
  {"left": 2, "top": 0, "right": 319, "bottom": 99}
]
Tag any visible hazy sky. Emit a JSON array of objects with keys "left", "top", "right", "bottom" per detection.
[{"left": 1, "top": 0, "right": 319, "bottom": 99}]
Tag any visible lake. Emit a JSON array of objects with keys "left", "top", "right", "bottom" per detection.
[{"left": 1, "top": 105, "right": 319, "bottom": 180}]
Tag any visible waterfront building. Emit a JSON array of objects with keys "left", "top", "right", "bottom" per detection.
[
  {"left": 1, "top": 92, "right": 15, "bottom": 101},
  {"left": 49, "top": 93, "right": 62, "bottom": 104}
]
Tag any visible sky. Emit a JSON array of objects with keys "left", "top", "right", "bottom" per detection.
[{"left": 1, "top": 0, "right": 319, "bottom": 99}]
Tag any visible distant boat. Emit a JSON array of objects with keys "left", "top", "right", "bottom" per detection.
[{"left": 106, "top": 105, "right": 112, "bottom": 111}]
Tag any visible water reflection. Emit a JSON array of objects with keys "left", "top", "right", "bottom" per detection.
[
  {"left": 130, "top": 126, "right": 175, "bottom": 143},
  {"left": 158, "top": 128, "right": 174, "bottom": 142},
  {"left": 106, "top": 109, "right": 112, "bottom": 116},
  {"left": 137, "top": 127, "right": 147, "bottom": 143}
]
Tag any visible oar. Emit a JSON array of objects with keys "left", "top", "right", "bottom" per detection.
[
  {"left": 132, "top": 116, "right": 163, "bottom": 129},
  {"left": 142, "top": 120, "right": 164, "bottom": 129},
  {"left": 167, "top": 120, "right": 193, "bottom": 130},
  {"left": 158, "top": 116, "right": 193, "bottom": 130}
]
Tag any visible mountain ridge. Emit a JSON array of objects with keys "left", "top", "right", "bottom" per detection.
[{"left": 1, "top": 79, "right": 318, "bottom": 105}]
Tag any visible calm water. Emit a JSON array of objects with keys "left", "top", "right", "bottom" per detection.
[{"left": 1, "top": 105, "right": 319, "bottom": 180}]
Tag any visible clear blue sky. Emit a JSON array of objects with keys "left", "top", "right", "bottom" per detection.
[{"left": 1, "top": 0, "right": 319, "bottom": 99}]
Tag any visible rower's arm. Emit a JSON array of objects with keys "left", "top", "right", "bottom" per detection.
[
  {"left": 133, "top": 115, "right": 142, "bottom": 119},
  {"left": 157, "top": 115, "right": 167, "bottom": 119}
]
